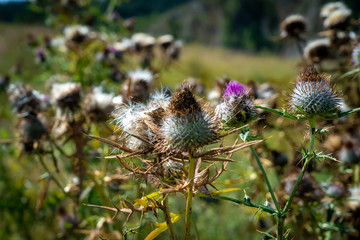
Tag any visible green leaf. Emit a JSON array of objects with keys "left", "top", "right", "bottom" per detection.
[
  {"left": 133, "top": 191, "right": 163, "bottom": 207},
  {"left": 253, "top": 106, "right": 299, "bottom": 120},
  {"left": 340, "top": 68, "right": 360, "bottom": 79},
  {"left": 144, "top": 213, "right": 183, "bottom": 240}
]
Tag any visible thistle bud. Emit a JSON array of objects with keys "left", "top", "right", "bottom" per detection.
[
  {"left": 289, "top": 65, "right": 340, "bottom": 117},
  {"left": 215, "top": 80, "right": 256, "bottom": 127},
  {"left": 158, "top": 87, "right": 219, "bottom": 153}
]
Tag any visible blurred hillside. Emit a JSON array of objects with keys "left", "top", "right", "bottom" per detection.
[{"left": 1, "top": 0, "right": 359, "bottom": 52}]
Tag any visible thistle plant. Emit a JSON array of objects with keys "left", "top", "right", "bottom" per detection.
[
  {"left": 252, "top": 65, "right": 360, "bottom": 239},
  {"left": 91, "top": 85, "right": 261, "bottom": 239}
]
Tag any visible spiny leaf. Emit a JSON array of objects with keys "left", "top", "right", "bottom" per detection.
[{"left": 133, "top": 191, "right": 163, "bottom": 207}]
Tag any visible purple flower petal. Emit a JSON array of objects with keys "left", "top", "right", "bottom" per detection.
[{"left": 223, "top": 81, "right": 248, "bottom": 100}]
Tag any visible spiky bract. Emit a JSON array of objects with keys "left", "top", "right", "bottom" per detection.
[
  {"left": 290, "top": 66, "right": 340, "bottom": 116},
  {"left": 159, "top": 110, "right": 218, "bottom": 153}
]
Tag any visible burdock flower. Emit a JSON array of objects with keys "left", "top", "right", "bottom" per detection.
[
  {"left": 158, "top": 87, "right": 219, "bottom": 153},
  {"left": 215, "top": 80, "right": 256, "bottom": 127},
  {"left": 352, "top": 43, "right": 360, "bottom": 67},
  {"left": 289, "top": 65, "right": 340, "bottom": 117},
  {"left": 280, "top": 14, "right": 306, "bottom": 38}
]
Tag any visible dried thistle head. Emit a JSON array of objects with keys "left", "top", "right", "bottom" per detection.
[
  {"left": 168, "top": 86, "right": 201, "bottom": 114},
  {"left": 304, "top": 38, "right": 331, "bottom": 64},
  {"left": 19, "top": 111, "right": 47, "bottom": 153},
  {"left": 320, "top": 1, "right": 347, "bottom": 19},
  {"left": 82, "top": 87, "right": 114, "bottom": 122},
  {"left": 51, "top": 82, "right": 82, "bottom": 112},
  {"left": 123, "top": 69, "right": 154, "bottom": 102},
  {"left": 215, "top": 81, "right": 256, "bottom": 127},
  {"left": 323, "top": 8, "right": 352, "bottom": 31},
  {"left": 157, "top": 34, "right": 174, "bottom": 51},
  {"left": 113, "top": 102, "right": 153, "bottom": 152},
  {"left": 289, "top": 65, "right": 340, "bottom": 117},
  {"left": 280, "top": 14, "right": 306, "bottom": 38},
  {"left": 7, "top": 84, "right": 47, "bottom": 114}
]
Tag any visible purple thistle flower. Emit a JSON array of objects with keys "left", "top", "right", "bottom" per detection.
[{"left": 223, "top": 81, "right": 249, "bottom": 100}]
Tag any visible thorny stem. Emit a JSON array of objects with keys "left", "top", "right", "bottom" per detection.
[
  {"left": 163, "top": 195, "right": 176, "bottom": 240},
  {"left": 250, "top": 145, "right": 281, "bottom": 213},
  {"left": 213, "top": 196, "right": 278, "bottom": 215},
  {"left": 185, "top": 153, "right": 196, "bottom": 240},
  {"left": 277, "top": 117, "right": 316, "bottom": 240},
  {"left": 37, "top": 154, "right": 64, "bottom": 192}
]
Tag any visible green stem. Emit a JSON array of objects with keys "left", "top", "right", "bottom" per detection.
[
  {"left": 163, "top": 195, "right": 176, "bottom": 240},
  {"left": 277, "top": 218, "right": 285, "bottom": 240},
  {"left": 185, "top": 153, "right": 196, "bottom": 240},
  {"left": 250, "top": 146, "right": 281, "bottom": 213},
  {"left": 278, "top": 117, "right": 316, "bottom": 240},
  {"left": 213, "top": 196, "right": 278, "bottom": 215},
  {"left": 37, "top": 154, "right": 64, "bottom": 191}
]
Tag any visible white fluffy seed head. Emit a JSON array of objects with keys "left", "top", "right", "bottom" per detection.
[
  {"left": 280, "top": 14, "right": 306, "bottom": 38},
  {"left": 128, "top": 69, "right": 153, "bottom": 84},
  {"left": 320, "top": 1, "right": 347, "bottom": 18},
  {"left": 113, "top": 102, "right": 153, "bottom": 152}
]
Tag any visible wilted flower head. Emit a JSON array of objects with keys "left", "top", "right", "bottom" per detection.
[
  {"left": 64, "top": 25, "right": 91, "bottom": 44},
  {"left": 158, "top": 86, "right": 219, "bottom": 153},
  {"left": 83, "top": 87, "right": 114, "bottom": 122},
  {"left": 320, "top": 2, "right": 347, "bottom": 19},
  {"left": 304, "top": 38, "right": 331, "bottom": 64},
  {"left": 289, "top": 65, "right": 340, "bottom": 116},
  {"left": 7, "top": 84, "right": 46, "bottom": 114},
  {"left": 131, "top": 33, "right": 155, "bottom": 51},
  {"left": 19, "top": 111, "right": 47, "bottom": 153},
  {"left": 323, "top": 8, "right": 352, "bottom": 30},
  {"left": 280, "top": 14, "right": 306, "bottom": 38},
  {"left": 113, "top": 102, "right": 153, "bottom": 152},
  {"left": 158, "top": 34, "right": 174, "bottom": 50},
  {"left": 352, "top": 43, "right": 360, "bottom": 67},
  {"left": 128, "top": 69, "right": 153, "bottom": 84},
  {"left": 339, "top": 139, "right": 360, "bottom": 165},
  {"left": 347, "top": 185, "right": 360, "bottom": 210},
  {"left": 215, "top": 81, "right": 256, "bottom": 127},
  {"left": 51, "top": 82, "right": 82, "bottom": 112},
  {"left": 123, "top": 69, "right": 154, "bottom": 102}
]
